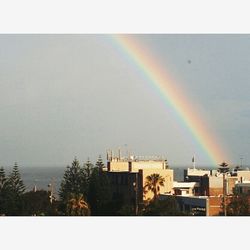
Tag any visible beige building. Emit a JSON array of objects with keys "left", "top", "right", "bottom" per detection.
[
  {"left": 236, "top": 170, "right": 250, "bottom": 182},
  {"left": 173, "top": 181, "right": 200, "bottom": 196},
  {"left": 106, "top": 151, "right": 173, "bottom": 202}
]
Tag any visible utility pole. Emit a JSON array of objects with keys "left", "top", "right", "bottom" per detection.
[
  {"left": 218, "top": 162, "right": 229, "bottom": 216},
  {"left": 133, "top": 173, "right": 138, "bottom": 216}
]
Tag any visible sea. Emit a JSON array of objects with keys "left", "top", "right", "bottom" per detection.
[
  {"left": 4, "top": 166, "right": 65, "bottom": 197},
  {"left": 4, "top": 165, "right": 240, "bottom": 197},
  {"left": 2, "top": 166, "right": 189, "bottom": 195}
]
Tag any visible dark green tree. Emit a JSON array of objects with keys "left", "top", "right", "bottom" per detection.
[
  {"left": 8, "top": 163, "right": 26, "bottom": 195},
  {"left": 59, "top": 158, "right": 87, "bottom": 202},
  {"left": 87, "top": 156, "right": 113, "bottom": 215},
  {"left": 83, "top": 158, "right": 94, "bottom": 184},
  {"left": 117, "top": 204, "right": 135, "bottom": 216},
  {"left": 0, "top": 167, "right": 7, "bottom": 190},
  {"left": 95, "top": 155, "right": 105, "bottom": 170},
  {"left": 226, "top": 191, "right": 250, "bottom": 216},
  {"left": 142, "top": 197, "right": 183, "bottom": 216},
  {"left": 59, "top": 158, "right": 89, "bottom": 215},
  {"left": 0, "top": 167, "right": 9, "bottom": 215},
  {"left": 20, "top": 190, "right": 58, "bottom": 216},
  {"left": 5, "top": 163, "right": 26, "bottom": 215}
]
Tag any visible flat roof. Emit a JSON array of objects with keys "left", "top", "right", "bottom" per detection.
[{"left": 173, "top": 181, "right": 200, "bottom": 188}]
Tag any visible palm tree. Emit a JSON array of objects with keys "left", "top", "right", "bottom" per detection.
[
  {"left": 144, "top": 173, "right": 165, "bottom": 201},
  {"left": 66, "top": 193, "right": 90, "bottom": 216}
]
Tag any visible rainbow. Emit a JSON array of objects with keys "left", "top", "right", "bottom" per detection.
[{"left": 111, "top": 34, "right": 227, "bottom": 165}]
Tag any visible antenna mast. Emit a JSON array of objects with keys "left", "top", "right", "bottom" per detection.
[{"left": 192, "top": 155, "right": 196, "bottom": 169}]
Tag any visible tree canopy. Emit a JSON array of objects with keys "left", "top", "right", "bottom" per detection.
[
  {"left": 0, "top": 163, "right": 26, "bottom": 215},
  {"left": 142, "top": 197, "right": 183, "bottom": 216},
  {"left": 87, "top": 156, "right": 113, "bottom": 215},
  {"left": 59, "top": 157, "right": 92, "bottom": 215},
  {"left": 226, "top": 191, "right": 250, "bottom": 216},
  {"left": 144, "top": 173, "right": 165, "bottom": 201}
]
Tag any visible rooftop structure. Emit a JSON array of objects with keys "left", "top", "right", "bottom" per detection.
[
  {"left": 173, "top": 181, "right": 200, "bottom": 196},
  {"left": 107, "top": 149, "right": 168, "bottom": 172}
]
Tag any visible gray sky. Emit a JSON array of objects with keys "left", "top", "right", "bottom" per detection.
[{"left": 0, "top": 34, "right": 249, "bottom": 167}]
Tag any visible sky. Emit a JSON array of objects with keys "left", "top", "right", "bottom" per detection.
[
  {"left": 1, "top": 2, "right": 249, "bottom": 249},
  {"left": 0, "top": 34, "right": 250, "bottom": 167}
]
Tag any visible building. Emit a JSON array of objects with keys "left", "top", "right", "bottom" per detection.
[
  {"left": 159, "top": 194, "right": 222, "bottom": 216},
  {"left": 107, "top": 170, "right": 143, "bottom": 208},
  {"left": 106, "top": 150, "right": 173, "bottom": 206},
  {"left": 184, "top": 167, "right": 210, "bottom": 182},
  {"left": 234, "top": 181, "right": 250, "bottom": 195},
  {"left": 172, "top": 166, "right": 227, "bottom": 215},
  {"left": 236, "top": 170, "right": 250, "bottom": 182},
  {"left": 172, "top": 181, "right": 200, "bottom": 196},
  {"left": 184, "top": 166, "right": 238, "bottom": 196}
]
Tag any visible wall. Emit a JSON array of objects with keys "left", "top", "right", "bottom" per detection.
[
  {"left": 131, "top": 161, "right": 165, "bottom": 171},
  {"left": 107, "top": 171, "right": 143, "bottom": 206},
  {"left": 237, "top": 171, "right": 250, "bottom": 182},
  {"left": 108, "top": 160, "right": 166, "bottom": 172},
  {"left": 142, "top": 168, "right": 173, "bottom": 201},
  {"left": 109, "top": 161, "right": 129, "bottom": 171},
  {"left": 227, "top": 177, "right": 237, "bottom": 194},
  {"left": 208, "top": 196, "right": 222, "bottom": 216}
]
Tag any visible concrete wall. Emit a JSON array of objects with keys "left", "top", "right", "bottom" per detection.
[
  {"left": 131, "top": 161, "right": 165, "bottom": 171},
  {"left": 186, "top": 168, "right": 210, "bottom": 176},
  {"left": 142, "top": 169, "right": 173, "bottom": 201},
  {"left": 109, "top": 161, "right": 129, "bottom": 171},
  {"left": 108, "top": 160, "right": 166, "bottom": 172},
  {"left": 237, "top": 171, "right": 250, "bottom": 182},
  {"left": 209, "top": 176, "right": 223, "bottom": 188}
]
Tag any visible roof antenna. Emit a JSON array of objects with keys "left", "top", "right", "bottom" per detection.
[{"left": 192, "top": 155, "right": 196, "bottom": 169}]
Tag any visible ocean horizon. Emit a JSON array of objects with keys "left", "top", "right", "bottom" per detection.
[{"left": 0, "top": 165, "right": 232, "bottom": 195}]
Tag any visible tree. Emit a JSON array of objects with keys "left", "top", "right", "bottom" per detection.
[
  {"left": 59, "top": 158, "right": 89, "bottom": 215},
  {"left": 142, "top": 197, "right": 183, "bottom": 216},
  {"left": 226, "top": 192, "right": 250, "bottom": 216},
  {"left": 0, "top": 167, "right": 9, "bottom": 215},
  {"left": 87, "top": 156, "right": 113, "bottom": 215},
  {"left": 144, "top": 173, "right": 165, "bottom": 201},
  {"left": 95, "top": 155, "right": 105, "bottom": 170},
  {"left": 20, "top": 190, "right": 57, "bottom": 216},
  {"left": 0, "top": 167, "right": 7, "bottom": 190},
  {"left": 8, "top": 163, "right": 26, "bottom": 195},
  {"left": 5, "top": 163, "right": 26, "bottom": 215},
  {"left": 117, "top": 204, "right": 135, "bottom": 216},
  {"left": 59, "top": 158, "right": 87, "bottom": 202},
  {"left": 83, "top": 158, "right": 94, "bottom": 184},
  {"left": 66, "top": 193, "right": 90, "bottom": 216}
]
